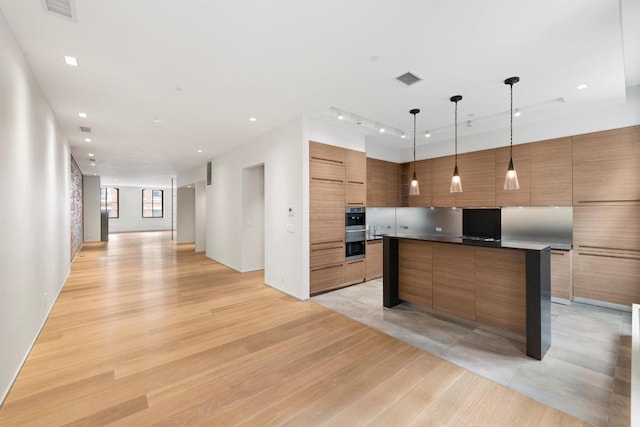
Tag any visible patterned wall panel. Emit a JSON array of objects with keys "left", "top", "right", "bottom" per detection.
[{"left": 70, "top": 155, "right": 83, "bottom": 258}]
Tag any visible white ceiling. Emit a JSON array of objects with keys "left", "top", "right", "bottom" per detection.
[{"left": 0, "top": 0, "right": 638, "bottom": 187}]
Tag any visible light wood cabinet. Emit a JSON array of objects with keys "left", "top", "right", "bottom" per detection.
[
  {"left": 310, "top": 240, "right": 344, "bottom": 268},
  {"left": 572, "top": 126, "right": 640, "bottom": 204},
  {"left": 310, "top": 263, "right": 346, "bottom": 294},
  {"left": 551, "top": 250, "right": 572, "bottom": 302},
  {"left": 573, "top": 205, "right": 640, "bottom": 252},
  {"left": 405, "top": 159, "right": 432, "bottom": 207},
  {"left": 309, "top": 180, "right": 345, "bottom": 243},
  {"left": 573, "top": 249, "right": 640, "bottom": 306},
  {"left": 455, "top": 149, "right": 496, "bottom": 207},
  {"left": 432, "top": 243, "right": 476, "bottom": 320},
  {"left": 365, "top": 240, "right": 383, "bottom": 280},
  {"left": 430, "top": 156, "right": 456, "bottom": 207},
  {"left": 310, "top": 140, "right": 346, "bottom": 166},
  {"left": 346, "top": 149, "right": 366, "bottom": 206},
  {"left": 495, "top": 144, "right": 531, "bottom": 207},
  {"left": 531, "top": 137, "right": 572, "bottom": 206},
  {"left": 475, "top": 247, "right": 526, "bottom": 337},
  {"left": 346, "top": 259, "right": 366, "bottom": 285},
  {"left": 398, "top": 240, "right": 433, "bottom": 307},
  {"left": 366, "top": 158, "right": 400, "bottom": 207}
]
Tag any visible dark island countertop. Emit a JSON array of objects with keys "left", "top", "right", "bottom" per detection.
[{"left": 383, "top": 233, "right": 551, "bottom": 251}]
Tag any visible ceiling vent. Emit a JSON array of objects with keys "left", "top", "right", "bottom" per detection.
[
  {"left": 79, "top": 126, "right": 92, "bottom": 133},
  {"left": 395, "top": 71, "right": 422, "bottom": 87},
  {"left": 41, "top": 0, "right": 77, "bottom": 22}
]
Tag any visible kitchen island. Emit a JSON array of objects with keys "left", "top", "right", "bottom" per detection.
[{"left": 383, "top": 234, "right": 551, "bottom": 360}]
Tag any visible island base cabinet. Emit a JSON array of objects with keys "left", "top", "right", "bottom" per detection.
[
  {"left": 398, "top": 240, "right": 433, "bottom": 308},
  {"left": 475, "top": 247, "right": 527, "bottom": 338},
  {"left": 346, "top": 259, "right": 366, "bottom": 285},
  {"left": 573, "top": 250, "right": 640, "bottom": 306},
  {"left": 432, "top": 243, "right": 476, "bottom": 321}
]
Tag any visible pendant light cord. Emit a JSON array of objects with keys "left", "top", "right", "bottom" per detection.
[
  {"left": 454, "top": 99, "right": 458, "bottom": 165},
  {"left": 413, "top": 113, "right": 416, "bottom": 172},
  {"left": 509, "top": 82, "right": 513, "bottom": 158}
]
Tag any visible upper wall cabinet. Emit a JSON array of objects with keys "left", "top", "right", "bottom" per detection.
[
  {"left": 367, "top": 158, "right": 399, "bottom": 207},
  {"left": 495, "top": 144, "right": 531, "bottom": 207},
  {"left": 572, "top": 126, "right": 640, "bottom": 204},
  {"left": 404, "top": 159, "right": 432, "bottom": 207},
  {"left": 430, "top": 156, "right": 456, "bottom": 207},
  {"left": 345, "top": 149, "right": 366, "bottom": 206},
  {"left": 309, "top": 141, "right": 346, "bottom": 184},
  {"left": 531, "top": 137, "right": 572, "bottom": 206},
  {"left": 455, "top": 149, "right": 496, "bottom": 207}
]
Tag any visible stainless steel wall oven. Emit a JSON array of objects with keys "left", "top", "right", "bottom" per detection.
[{"left": 345, "top": 207, "right": 366, "bottom": 260}]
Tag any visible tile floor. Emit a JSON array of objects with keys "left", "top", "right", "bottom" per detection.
[{"left": 312, "top": 279, "right": 632, "bottom": 427}]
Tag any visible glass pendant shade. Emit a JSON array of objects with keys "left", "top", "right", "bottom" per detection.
[
  {"left": 450, "top": 164, "right": 463, "bottom": 193},
  {"left": 504, "top": 157, "right": 520, "bottom": 190},
  {"left": 409, "top": 171, "right": 420, "bottom": 195}
]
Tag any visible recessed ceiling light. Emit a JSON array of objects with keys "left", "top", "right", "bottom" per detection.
[
  {"left": 93, "top": 174, "right": 97, "bottom": 176},
  {"left": 425, "top": 131, "right": 431, "bottom": 138},
  {"left": 577, "top": 83, "right": 588, "bottom": 90},
  {"left": 369, "top": 56, "right": 379, "bottom": 62},
  {"left": 78, "top": 112, "right": 87, "bottom": 118},
  {"left": 85, "top": 138, "right": 91, "bottom": 142},
  {"left": 90, "top": 163, "right": 96, "bottom": 166},
  {"left": 64, "top": 56, "right": 78, "bottom": 67},
  {"left": 514, "top": 109, "right": 521, "bottom": 117},
  {"left": 379, "top": 128, "right": 385, "bottom": 133},
  {"left": 88, "top": 153, "right": 94, "bottom": 156},
  {"left": 197, "top": 149, "right": 203, "bottom": 153},
  {"left": 187, "top": 185, "right": 192, "bottom": 188},
  {"left": 153, "top": 119, "right": 163, "bottom": 123},
  {"left": 401, "top": 133, "right": 406, "bottom": 139},
  {"left": 338, "top": 114, "right": 344, "bottom": 120},
  {"left": 249, "top": 117, "right": 257, "bottom": 122}
]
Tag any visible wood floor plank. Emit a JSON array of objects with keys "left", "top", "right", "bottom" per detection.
[{"left": 0, "top": 231, "right": 588, "bottom": 426}]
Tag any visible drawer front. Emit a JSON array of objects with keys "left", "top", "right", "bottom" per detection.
[
  {"left": 310, "top": 241, "right": 344, "bottom": 268},
  {"left": 573, "top": 205, "right": 640, "bottom": 252},
  {"left": 573, "top": 249, "right": 640, "bottom": 305},
  {"left": 310, "top": 263, "right": 345, "bottom": 293},
  {"left": 346, "top": 259, "right": 366, "bottom": 285},
  {"left": 551, "top": 250, "right": 572, "bottom": 301}
]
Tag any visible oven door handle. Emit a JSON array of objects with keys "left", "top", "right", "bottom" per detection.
[{"left": 346, "top": 228, "right": 366, "bottom": 232}]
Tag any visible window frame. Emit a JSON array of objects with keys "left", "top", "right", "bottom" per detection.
[
  {"left": 141, "top": 188, "right": 164, "bottom": 218},
  {"left": 100, "top": 187, "right": 120, "bottom": 218}
]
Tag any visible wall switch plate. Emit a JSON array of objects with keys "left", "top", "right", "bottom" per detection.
[{"left": 288, "top": 207, "right": 293, "bottom": 217}]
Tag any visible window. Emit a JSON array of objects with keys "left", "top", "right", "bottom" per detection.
[
  {"left": 142, "top": 189, "right": 164, "bottom": 218},
  {"left": 100, "top": 187, "right": 119, "bottom": 218}
]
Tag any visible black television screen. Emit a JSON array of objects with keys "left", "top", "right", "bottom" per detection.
[{"left": 462, "top": 208, "right": 501, "bottom": 240}]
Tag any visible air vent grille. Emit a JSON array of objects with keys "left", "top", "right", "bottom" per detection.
[
  {"left": 395, "top": 72, "right": 422, "bottom": 87},
  {"left": 42, "top": 0, "right": 76, "bottom": 21},
  {"left": 79, "top": 126, "right": 92, "bottom": 133}
]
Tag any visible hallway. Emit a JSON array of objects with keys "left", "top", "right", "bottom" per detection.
[{"left": 0, "top": 232, "right": 587, "bottom": 425}]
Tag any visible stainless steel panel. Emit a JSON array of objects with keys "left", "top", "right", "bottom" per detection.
[{"left": 501, "top": 206, "right": 572, "bottom": 246}]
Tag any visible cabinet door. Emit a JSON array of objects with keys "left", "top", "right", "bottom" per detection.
[
  {"left": 345, "top": 259, "right": 366, "bottom": 285},
  {"left": 455, "top": 149, "right": 496, "bottom": 207},
  {"left": 572, "top": 126, "right": 640, "bottom": 204},
  {"left": 551, "top": 250, "right": 572, "bottom": 302},
  {"left": 310, "top": 263, "right": 346, "bottom": 294},
  {"left": 366, "top": 158, "right": 386, "bottom": 207},
  {"left": 432, "top": 243, "right": 476, "bottom": 320},
  {"left": 385, "top": 161, "right": 400, "bottom": 207},
  {"left": 573, "top": 205, "right": 640, "bottom": 252},
  {"left": 573, "top": 249, "right": 640, "bottom": 305},
  {"left": 310, "top": 180, "right": 345, "bottom": 243},
  {"left": 475, "top": 247, "right": 526, "bottom": 337},
  {"left": 495, "top": 144, "right": 531, "bottom": 207},
  {"left": 531, "top": 137, "right": 572, "bottom": 206},
  {"left": 431, "top": 156, "right": 456, "bottom": 207},
  {"left": 398, "top": 240, "right": 433, "bottom": 307},
  {"left": 310, "top": 141, "right": 346, "bottom": 166},
  {"left": 346, "top": 183, "right": 366, "bottom": 206},
  {"left": 310, "top": 240, "right": 345, "bottom": 268},
  {"left": 365, "top": 240, "right": 383, "bottom": 280},
  {"left": 346, "top": 149, "right": 366, "bottom": 185}
]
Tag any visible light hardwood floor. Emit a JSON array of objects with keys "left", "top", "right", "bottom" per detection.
[{"left": 0, "top": 232, "right": 589, "bottom": 426}]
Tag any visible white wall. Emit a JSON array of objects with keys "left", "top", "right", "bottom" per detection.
[
  {"left": 195, "top": 181, "right": 206, "bottom": 252},
  {"left": 241, "top": 165, "right": 265, "bottom": 272},
  {"left": 0, "top": 11, "right": 71, "bottom": 403},
  {"left": 207, "top": 118, "right": 306, "bottom": 299},
  {"left": 83, "top": 175, "right": 101, "bottom": 242},
  {"left": 308, "top": 119, "right": 366, "bottom": 152},
  {"left": 390, "top": 85, "right": 640, "bottom": 163},
  {"left": 108, "top": 186, "right": 173, "bottom": 233},
  {"left": 176, "top": 186, "right": 196, "bottom": 243}
]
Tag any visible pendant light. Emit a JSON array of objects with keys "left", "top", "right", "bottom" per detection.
[
  {"left": 409, "top": 108, "right": 420, "bottom": 196},
  {"left": 504, "top": 76, "right": 520, "bottom": 190},
  {"left": 450, "top": 95, "right": 463, "bottom": 193}
]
